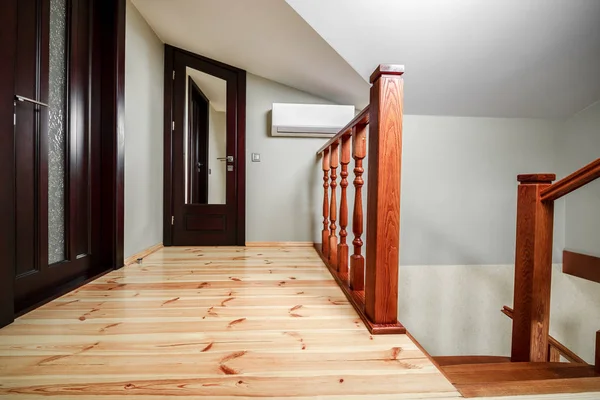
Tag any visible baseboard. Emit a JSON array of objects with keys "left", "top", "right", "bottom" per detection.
[
  {"left": 245, "top": 241, "right": 314, "bottom": 247},
  {"left": 124, "top": 243, "right": 163, "bottom": 266}
]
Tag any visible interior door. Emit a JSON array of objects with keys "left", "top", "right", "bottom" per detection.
[
  {"left": 12, "top": 0, "right": 102, "bottom": 312},
  {"left": 168, "top": 49, "right": 245, "bottom": 246},
  {"left": 188, "top": 78, "right": 209, "bottom": 204}
]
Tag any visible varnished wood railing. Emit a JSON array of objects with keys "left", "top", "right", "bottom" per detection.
[
  {"left": 315, "top": 64, "right": 404, "bottom": 334},
  {"left": 510, "top": 158, "right": 600, "bottom": 363},
  {"left": 540, "top": 158, "right": 600, "bottom": 202},
  {"left": 502, "top": 306, "right": 588, "bottom": 364}
]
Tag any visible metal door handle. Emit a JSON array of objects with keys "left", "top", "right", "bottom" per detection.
[
  {"left": 15, "top": 95, "right": 49, "bottom": 108},
  {"left": 217, "top": 156, "right": 234, "bottom": 163}
]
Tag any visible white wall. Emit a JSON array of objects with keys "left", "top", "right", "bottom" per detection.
[
  {"left": 560, "top": 101, "right": 600, "bottom": 255},
  {"left": 124, "top": 0, "right": 164, "bottom": 258},
  {"left": 246, "top": 73, "right": 332, "bottom": 242},
  {"left": 549, "top": 100, "right": 600, "bottom": 364},
  {"left": 208, "top": 105, "right": 226, "bottom": 204},
  {"left": 400, "top": 116, "right": 564, "bottom": 265}
]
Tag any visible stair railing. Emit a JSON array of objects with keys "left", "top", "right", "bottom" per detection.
[
  {"left": 510, "top": 158, "right": 600, "bottom": 365},
  {"left": 316, "top": 64, "right": 404, "bottom": 334}
]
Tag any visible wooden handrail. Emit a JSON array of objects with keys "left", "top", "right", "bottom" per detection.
[
  {"left": 540, "top": 158, "right": 600, "bottom": 202},
  {"left": 314, "top": 64, "right": 405, "bottom": 334},
  {"left": 317, "top": 105, "right": 369, "bottom": 155},
  {"left": 502, "top": 306, "right": 588, "bottom": 364}
]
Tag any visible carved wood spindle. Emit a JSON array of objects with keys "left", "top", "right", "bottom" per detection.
[
  {"left": 511, "top": 174, "right": 555, "bottom": 363},
  {"left": 321, "top": 148, "right": 330, "bottom": 258},
  {"left": 329, "top": 142, "right": 339, "bottom": 267},
  {"left": 350, "top": 124, "right": 367, "bottom": 291},
  {"left": 337, "top": 135, "right": 351, "bottom": 277},
  {"left": 365, "top": 65, "right": 404, "bottom": 325}
]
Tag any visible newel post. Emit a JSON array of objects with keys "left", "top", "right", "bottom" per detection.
[
  {"left": 364, "top": 65, "right": 404, "bottom": 324},
  {"left": 511, "top": 174, "right": 555, "bottom": 362}
]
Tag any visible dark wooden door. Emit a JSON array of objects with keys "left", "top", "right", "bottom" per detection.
[
  {"left": 12, "top": 0, "right": 102, "bottom": 312},
  {"left": 166, "top": 48, "right": 246, "bottom": 246},
  {"left": 188, "top": 78, "right": 209, "bottom": 204}
]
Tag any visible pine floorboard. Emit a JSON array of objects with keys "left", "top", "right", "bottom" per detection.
[{"left": 0, "top": 246, "right": 597, "bottom": 399}]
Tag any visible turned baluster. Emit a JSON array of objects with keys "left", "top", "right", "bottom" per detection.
[
  {"left": 321, "top": 148, "right": 330, "bottom": 258},
  {"left": 350, "top": 124, "right": 366, "bottom": 291},
  {"left": 337, "top": 135, "right": 351, "bottom": 277},
  {"left": 329, "top": 142, "right": 339, "bottom": 267}
]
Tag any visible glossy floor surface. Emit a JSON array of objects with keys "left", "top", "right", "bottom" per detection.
[
  {"left": 0, "top": 246, "right": 460, "bottom": 399},
  {"left": 0, "top": 247, "right": 596, "bottom": 399}
]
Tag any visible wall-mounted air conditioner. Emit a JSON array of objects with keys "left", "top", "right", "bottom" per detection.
[{"left": 271, "top": 103, "right": 355, "bottom": 138}]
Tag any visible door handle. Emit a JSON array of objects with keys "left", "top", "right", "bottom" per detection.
[
  {"left": 217, "top": 156, "right": 234, "bottom": 163},
  {"left": 15, "top": 95, "right": 49, "bottom": 108}
]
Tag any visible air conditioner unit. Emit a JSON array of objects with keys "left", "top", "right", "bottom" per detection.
[{"left": 271, "top": 103, "right": 355, "bottom": 138}]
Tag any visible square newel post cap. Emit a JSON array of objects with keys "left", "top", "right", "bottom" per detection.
[
  {"left": 370, "top": 64, "right": 405, "bottom": 83},
  {"left": 517, "top": 174, "right": 556, "bottom": 184}
]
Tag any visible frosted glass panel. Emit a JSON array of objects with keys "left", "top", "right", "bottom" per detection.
[{"left": 48, "top": 0, "right": 67, "bottom": 264}]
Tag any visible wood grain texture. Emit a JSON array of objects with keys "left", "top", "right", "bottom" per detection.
[
  {"left": 502, "top": 305, "right": 588, "bottom": 364},
  {"left": 329, "top": 142, "right": 339, "bottom": 267},
  {"left": 337, "top": 135, "right": 351, "bottom": 276},
  {"left": 350, "top": 124, "right": 367, "bottom": 292},
  {"left": 0, "top": 246, "right": 458, "bottom": 399},
  {"left": 315, "top": 245, "right": 405, "bottom": 335},
  {"left": 124, "top": 243, "right": 164, "bottom": 266},
  {"left": 0, "top": 0, "right": 17, "bottom": 328},
  {"left": 321, "top": 148, "right": 330, "bottom": 258},
  {"left": 511, "top": 176, "right": 554, "bottom": 362},
  {"left": 549, "top": 345, "right": 561, "bottom": 362},
  {"left": 434, "top": 356, "right": 512, "bottom": 366},
  {"left": 369, "top": 64, "right": 405, "bottom": 84},
  {"left": 540, "top": 158, "right": 600, "bottom": 202},
  {"left": 365, "top": 69, "right": 403, "bottom": 324},
  {"left": 317, "top": 106, "right": 369, "bottom": 155},
  {"left": 443, "top": 362, "right": 600, "bottom": 398},
  {"left": 245, "top": 242, "right": 314, "bottom": 248},
  {"left": 563, "top": 250, "right": 600, "bottom": 284}
]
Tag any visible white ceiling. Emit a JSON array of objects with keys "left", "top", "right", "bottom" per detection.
[
  {"left": 187, "top": 67, "right": 227, "bottom": 112},
  {"left": 131, "top": 0, "right": 369, "bottom": 108},
  {"left": 132, "top": 0, "right": 600, "bottom": 118},
  {"left": 287, "top": 0, "right": 600, "bottom": 118}
]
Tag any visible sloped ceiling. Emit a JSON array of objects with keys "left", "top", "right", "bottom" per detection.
[
  {"left": 287, "top": 0, "right": 600, "bottom": 118},
  {"left": 131, "top": 0, "right": 370, "bottom": 108}
]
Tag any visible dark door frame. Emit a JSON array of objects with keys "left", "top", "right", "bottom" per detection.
[
  {"left": 163, "top": 45, "right": 246, "bottom": 246},
  {"left": 188, "top": 77, "right": 209, "bottom": 204},
  {"left": 0, "top": 0, "right": 126, "bottom": 327}
]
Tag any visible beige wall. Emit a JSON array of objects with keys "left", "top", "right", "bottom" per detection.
[
  {"left": 124, "top": 0, "right": 164, "bottom": 258},
  {"left": 245, "top": 73, "right": 332, "bottom": 242}
]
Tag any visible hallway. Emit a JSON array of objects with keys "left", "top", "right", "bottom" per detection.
[{"left": 0, "top": 246, "right": 459, "bottom": 399}]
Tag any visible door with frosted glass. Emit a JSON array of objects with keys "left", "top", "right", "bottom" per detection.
[{"left": 13, "top": 0, "right": 102, "bottom": 312}]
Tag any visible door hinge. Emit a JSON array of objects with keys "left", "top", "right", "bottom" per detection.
[
  {"left": 171, "top": 216, "right": 174, "bottom": 225},
  {"left": 172, "top": 121, "right": 175, "bottom": 131},
  {"left": 173, "top": 70, "right": 175, "bottom": 80}
]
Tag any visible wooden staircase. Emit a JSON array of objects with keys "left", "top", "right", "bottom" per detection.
[
  {"left": 433, "top": 159, "right": 600, "bottom": 398},
  {"left": 434, "top": 357, "right": 600, "bottom": 398}
]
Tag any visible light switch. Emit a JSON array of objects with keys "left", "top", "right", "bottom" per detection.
[{"left": 251, "top": 153, "right": 261, "bottom": 162}]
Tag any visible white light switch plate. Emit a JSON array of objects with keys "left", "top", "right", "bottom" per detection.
[{"left": 251, "top": 153, "right": 261, "bottom": 162}]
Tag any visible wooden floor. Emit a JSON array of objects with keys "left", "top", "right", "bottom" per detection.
[{"left": 0, "top": 246, "right": 597, "bottom": 399}]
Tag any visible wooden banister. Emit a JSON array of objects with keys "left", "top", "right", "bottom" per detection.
[
  {"left": 540, "top": 158, "right": 600, "bottom": 202},
  {"left": 317, "top": 106, "right": 369, "bottom": 155},
  {"left": 511, "top": 174, "right": 555, "bottom": 362},
  {"left": 314, "top": 64, "right": 405, "bottom": 334},
  {"left": 502, "top": 306, "right": 589, "bottom": 365}
]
